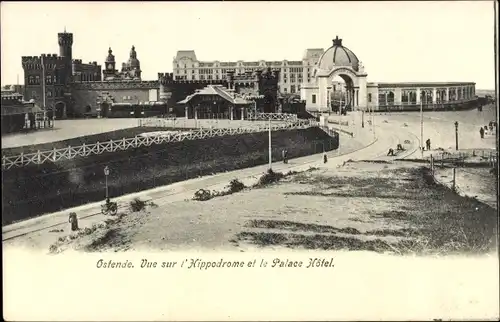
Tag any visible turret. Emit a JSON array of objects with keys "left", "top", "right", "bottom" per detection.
[{"left": 58, "top": 30, "right": 73, "bottom": 60}]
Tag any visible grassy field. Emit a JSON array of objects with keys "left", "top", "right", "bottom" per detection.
[{"left": 47, "top": 160, "right": 498, "bottom": 255}]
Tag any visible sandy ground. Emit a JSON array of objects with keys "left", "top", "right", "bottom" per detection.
[
  {"left": 2, "top": 107, "right": 497, "bottom": 254},
  {"left": 434, "top": 167, "right": 497, "bottom": 209}
]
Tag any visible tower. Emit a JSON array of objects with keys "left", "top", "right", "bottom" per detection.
[
  {"left": 103, "top": 47, "right": 117, "bottom": 80},
  {"left": 58, "top": 30, "right": 73, "bottom": 60}
]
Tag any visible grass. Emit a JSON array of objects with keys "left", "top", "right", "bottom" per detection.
[{"left": 236, "top": 163, "right": 498, "bottom": 255}]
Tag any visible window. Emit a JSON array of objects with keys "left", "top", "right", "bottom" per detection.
[
  {"left": 47, "top": 91, "right": 52, "bottom": 97},
  {"left": 29, "top": 76, "right": 35, "bottom": 84},
  {"left": 291, "top": 85, "right": 295, "bottom": 93},
  {"left": 312, "top": 94, "right": 316, "bottom": 104},
  {"left": 191, "top": 75, "right": 195, "bottom": 80},
  {"left": 35, "top": 76, "right": 40, "bottom": 84},
  {"left": 284, "top": 88, "right": 288, "bottom": 93},
  {"left": 368, "top": 93, "right": 372, "bottom": 102},
  {"left": 46, "top": 76, "right": 52, "bottom": 84}
]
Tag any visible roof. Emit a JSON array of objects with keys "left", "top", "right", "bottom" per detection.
[
  {"left": 317, "top": 36, "right": 359, "bottom": 72},
  {"left": 175, "top": 50, "right": 197, "bottom": 61},
  {"left": 177, "top": 85, "right": 253, "bottom": 105},
  {"left": 302, "top": 48, "right": 325, "bottom": 61}
]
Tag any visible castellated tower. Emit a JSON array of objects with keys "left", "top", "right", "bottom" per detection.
[
  {"left": 58, "top": 31, "right": 73, "bottom": 60},
  {"left": 158, "top": 73, "right": 174, "bottom": 101}
]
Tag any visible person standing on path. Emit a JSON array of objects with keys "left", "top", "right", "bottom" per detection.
[
  {"left": 479, "top": 127, "right": 485, "bottom": 139},
  {"left": 426, "top": 138, "right": 431, "bottom": 151},
  {"left": 68, "top": 212, "right": 79, "bottom": 231}
]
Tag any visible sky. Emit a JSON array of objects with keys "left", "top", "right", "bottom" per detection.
[{"left": 1, "top": 1, "right": 496, "bottom": 89}]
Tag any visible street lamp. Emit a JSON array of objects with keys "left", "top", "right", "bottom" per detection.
[
  {"left": 454, "top": 121, "right": 459, "bottom": 151},
  {"left": 104, "top": 166, "right": 110, "bottom": 200}
]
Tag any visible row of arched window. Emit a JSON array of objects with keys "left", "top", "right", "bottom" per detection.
[{"left": 79, "top": 73, "right": 100, "bottom": 82}]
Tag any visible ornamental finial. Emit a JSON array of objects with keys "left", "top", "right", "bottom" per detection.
[{"left": 333, "top": 36, "right": 342, "bottom": 46}]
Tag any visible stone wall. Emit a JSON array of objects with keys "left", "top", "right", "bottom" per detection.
[{"left": 71, "top": 86, "right": 153, "bottom": 116}]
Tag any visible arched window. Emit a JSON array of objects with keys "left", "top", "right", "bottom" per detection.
[
  {"left": 35, "top": 76, "right": 40, "bottom": 84},
  {"left": 28, "top": 76, "right": 35, "bottom": 84}
]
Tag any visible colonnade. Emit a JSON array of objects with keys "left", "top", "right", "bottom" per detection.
[{"left": 377, "top": 85, "right": 476, "bottom": 106}]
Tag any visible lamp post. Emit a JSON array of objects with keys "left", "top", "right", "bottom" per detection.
[
  {"left": 104, "top": 166, "right": 110, "bottom": 200},
  {"left": 454, "top": 121, "right": 459, "bottom": 151}
]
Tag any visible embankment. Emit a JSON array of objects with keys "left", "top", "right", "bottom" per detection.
[{"left": 2, "top": 127, "right": 338, "bottom": 225}]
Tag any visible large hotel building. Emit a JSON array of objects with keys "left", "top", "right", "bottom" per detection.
[{"left": 172, "top": 48, "right": 328, "bottom": 95}]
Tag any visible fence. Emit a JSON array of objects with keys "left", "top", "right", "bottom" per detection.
[
  {"left": 426, "top": 149, "right": 497, "bottom": 198},
  {"left": 2, "top": 119, "right": 319, "bottom": 170},
  {"left": 246, "top": 112, "right": 298, "bottom": 122}
]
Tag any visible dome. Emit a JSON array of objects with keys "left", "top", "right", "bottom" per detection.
[
  {"left": 127, "top": 45, "right": 140, "bottom": 69},
  {"left": 317, "top": 36, "right": 359, "bottom": 72}
]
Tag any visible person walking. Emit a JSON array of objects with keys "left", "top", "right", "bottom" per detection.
[
  {"left": 479, "top": 127, "right": 485, "bottom": 139},
  {"left": 323, "top": 151, "right": 328, "bottom": 163},
  {"left": 426, "top": 138, "right": 431, "bottom": 151},
  {"left": 282, "top": 149, "right": 286, "bottom": 164},
  {"left": 284, "top": 149, "right": 288, "bottom": 164}
]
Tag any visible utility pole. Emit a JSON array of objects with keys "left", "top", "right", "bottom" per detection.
[
  {"left": 420, "top": 92, "right": 424, "bottom": 157},
  {"left": 268, "top": 117, "right": 272, "bottom": 170},
  {"left": 455, "top": 121, "right": 459, "bottom": 150}
]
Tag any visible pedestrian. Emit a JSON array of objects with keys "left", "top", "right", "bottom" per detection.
[
  {"left": 426, "top": 138, "right": 431, "bottom": 151},
  {"left": 284, "top": 149, "right": 288, "bottom": 164},
  {"left": 68, "top": 212, "right": 79, "bottom": 231},
  {"left": 387, "top": 148, "right": 395, "bottom": 156},
  {"left": 282, "top": 149, "right": 286, "bottom": 164},
  {"left": 479, "top": 127, "right": 485, "bottom": 139},
  {"left": 323, "top": 152, "right": 328, "bottom": 163}
]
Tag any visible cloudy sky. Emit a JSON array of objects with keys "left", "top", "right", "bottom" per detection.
[{"left": 1, "top": 1, "right": 496, "bottom": 89}]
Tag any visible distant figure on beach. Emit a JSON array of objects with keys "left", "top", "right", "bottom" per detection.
[
  {"left": 68, "top": 212, "right": 79, "bottom": 231},
  {"left": 426, "top": 138, "right": 431, "bottom": 151},
  {"left": 387, "top": 148, "right": 395, "bottom": 156},
  {"left": 479, "top": 127, "right": 485, "bottom": 139},
  {"left": 323, "top": 152, "right": 328, "bottom": 163}
]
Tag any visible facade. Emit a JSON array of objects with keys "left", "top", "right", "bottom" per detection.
[
  {"left": 301, "top": 36, "right": 477, "bottom": 112},
  {"left": 172, "top": 49, "right": 324, "bottom": 95}
]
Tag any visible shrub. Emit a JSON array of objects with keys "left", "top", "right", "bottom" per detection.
[
  {"left": 130, "top": 198, "right": 147, "bottom": 212},
  {"left": 193, "top": 189, "right": 214, "bottom": 201},
  {"left": 257, "top": 169, "right": 285, "bottom": 186},
  {"left": 227, "top": 179, "right": 246, "bottom": 193}
]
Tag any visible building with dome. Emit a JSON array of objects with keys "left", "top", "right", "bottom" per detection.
[
  {"left": 174, "top": 36, "right": 477, "bottom": 112},
  {"left": 103, "top": 46, "right": 142, "bottom": 81},
  {"left": 301, "top": 36, "right": 477, "bottom": 112}
]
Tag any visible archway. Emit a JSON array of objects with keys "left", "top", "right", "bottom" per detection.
[
  {"left": 101, "top": 103, "right": 110, "bottom": 117},
  {"left": 330, "top": 73, "right": 355, "bottom": 114},
  {"left": 54, "top": 101, "right": 66, "bottom": 119}
]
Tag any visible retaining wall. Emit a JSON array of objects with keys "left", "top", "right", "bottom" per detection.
[{"left": 2, "top": 127, "right": 339, "bottom": 225}]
